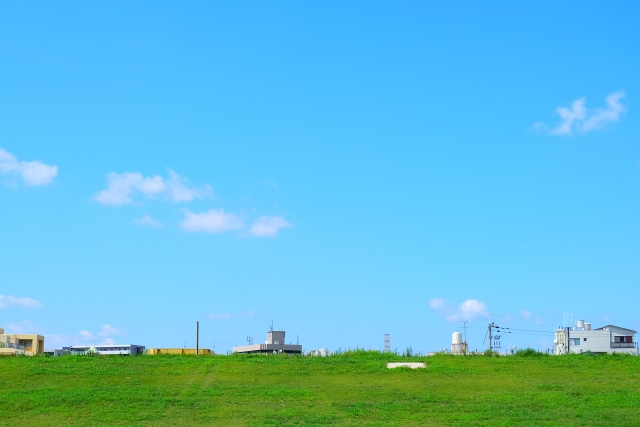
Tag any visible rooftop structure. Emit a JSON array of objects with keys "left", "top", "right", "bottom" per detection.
[
  {"left": 233, "top": 329, "right": 302, "bottom": 354},
  {"left": 450, "top": 332, "right": 468, "bottom": 355},
  {"left": 554, "top": 320, "right": 637, "bottom": 355},
  {"left": 0, "top": 328, "right": 44, "bottom": 356}
]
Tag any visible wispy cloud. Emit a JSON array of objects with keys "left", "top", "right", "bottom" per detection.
[
  {"left": 2, "top": 321, "right": 39, "bottom": 334},
  {"left": 521, "top": 309, "right": 543, "bottom": 325},
  {"left": 0, "top": 149, "right": 58, "bottom": 186},
  {"left": 0, "top": 295, "right": 42, "bottom": 309},
  {"left": 207, "top": 310, "right": 263, "bottom": 321},
  {"left": 248, "top": 215, "right": 292, "bottom": 237},
  {"left": 98, "top": 324, "right": 122, "bottom": 337},
  {"left": 535, "top": 91, "right": 626, "bottom": 136},
  {"left": 133, "top": 214, "right": 164, "bottom": 228},
  {"left": 265, "top": 179, "right": 278, "bottom": 189},
  {"left": 180, "top": 209, "right": 244, "bottom": 233},
  {"left": 428, "top": 298, "right": 445, "bottom": 309},
  {"left": 38, "top": 329, "right": 122, "bottom": 347},
  {"left": 74, "top": 325, "right": 123, "bottom": 342},
  {"left": 94, "top": 170, "right": 212, "bottom": 206},
  {"left": 429, "top": 298, "right": 488, "bottom": 322}
]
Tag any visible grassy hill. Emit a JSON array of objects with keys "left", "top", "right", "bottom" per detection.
[{"left": 2, "top": 351, "right": 639, "bottom": 426}]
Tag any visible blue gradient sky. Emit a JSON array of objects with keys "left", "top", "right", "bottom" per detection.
[{"left": 1, "top": 2, "right": 639, "bottom": 353}]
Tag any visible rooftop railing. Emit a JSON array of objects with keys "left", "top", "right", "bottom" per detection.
[
  {"left": 0, "top": 342, "right": 25, "bottom": 350},
  {"left": 610, "top": 342, "right": 636, "bottom": 348}
]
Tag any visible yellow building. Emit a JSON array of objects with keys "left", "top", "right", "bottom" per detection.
[
  {"left": 147, "top": 348, "right": 213, "bottom": 355},
  {"left": 0, "top": 328, "right": 45, "bottom": 356}
]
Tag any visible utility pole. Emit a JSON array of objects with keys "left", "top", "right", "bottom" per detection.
[
  {"left": 488, "top": 316, "right": 492, "bottom": 353},
  {"left": 196, "top": 321, "right": 199, "bottom": 356},
  {"left": 462, "top": 321, "right": 468, "bottom": 346}
]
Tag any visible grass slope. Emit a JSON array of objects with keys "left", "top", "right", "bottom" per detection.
[{"left": 2, "top": 352, "right": 639, "bottom": 426}]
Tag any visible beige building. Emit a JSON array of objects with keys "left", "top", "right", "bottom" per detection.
[{"left": 0, "top": 328, "right": 45, "bottom": 356}]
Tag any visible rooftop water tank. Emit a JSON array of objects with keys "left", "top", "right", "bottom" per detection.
[
  {"left": 576, "top": 319, "right": 585, "bottom": 329},
  {"left": 584, "top": 323, "right": 591, "bottom": 331},
  {"left": 452, "top": 332, "right": 462, "bottom": 345}
]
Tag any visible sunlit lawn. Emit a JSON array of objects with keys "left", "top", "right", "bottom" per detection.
[{"left": 2, "top": 352, "right": 639, "bottom": 426}]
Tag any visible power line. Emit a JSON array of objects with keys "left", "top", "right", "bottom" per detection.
[{"left": 502, "top": 328, "right": 555, "bottom": 334}]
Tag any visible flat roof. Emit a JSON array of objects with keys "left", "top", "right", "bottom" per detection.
[{"left": 69, "top": 344, "right": 143, "bottom": 348}]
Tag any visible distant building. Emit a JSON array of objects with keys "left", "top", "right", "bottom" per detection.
[
  {"left": 554, "top": 320, "right": 637, "bottom": 355},
  {"left": 450, "top": 332, "right": 468, "bottom": 354},
  {"left": 0, "top": 328, "right": 44, "bottom": 356},
  {"left": 44, "top": 348, "right": 69, "bottom": 357},
  {"left": 147, "top": 348, "right": 213, "bottom": 355},
  {"left": 233, "top": 330, "right": 302, "bottom": 354},
  {"left": 68, "top": 344, "right": 145, "bottom": 355}
]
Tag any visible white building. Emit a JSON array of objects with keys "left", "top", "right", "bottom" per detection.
[
  {"left": 67, "top": 344, "right": 145, "bottom": 355},
  {"left": 233, "top": 330, "right": 302, "bottom": 354},
  {"left": 450, "top": 332, "right": 468, "bottom": 354},
  {"left": 554, "top": 320, "right": 637, "bottom": 355}
]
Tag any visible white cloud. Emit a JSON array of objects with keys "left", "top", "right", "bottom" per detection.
[
  {"left": 98, "top": 324, "right": 122, "bottom": 337},
  {"left": 0, "top": 149, "right": 58, "bottom": 186},
  {"left": 536, "top": 91, "right": 626, "bottom": 136},
  {"left": 0, "top": 295, "right": 42, "bottom": 309},
  {"left": 428, "top": 298, "right": 445, "bottom": 309},
  {"left": 582, "top": 91, "right": 626, "bottom": 132},
  {"left": 133, "top": 214, "right": 164, "bottom": 228},
  {"left": 248, "top": 215, "right": 292, "bottom": 237},
  {"left": 534, "top": 318, "right": 544, "bottom": 326},
  {"left": 79, "top": 330, "right": 93, "bottom": 340},
  {"left": 429, "top": 298, "right": 488, "bottom": 322},
  {"left": 93, "top": 169, "right": 211, "bottom": 206},
  {"left": 549, "top": 98, "right": 587, "bottom": 135},
  {"left": 180, "top": 209, "right": 244, "bottom": 233}
]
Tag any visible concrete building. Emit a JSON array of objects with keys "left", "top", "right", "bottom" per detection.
[
  {"left": 233, "top": 329, "right": 302, "bottom": 354},
  {"left": 44, "top": 348, "right": 69, "bottom": 357},
  {"left": 68, "top": 344, "right": 145, "bottom": 355},
  {"left": 0, "top": 328, "right": 44, "bottom": 356},
  {"left": 554, "top": 320, "right": 637, "bottom": 355},
  {"left": 450, "top": 332, "right": 468, "bottom": 354}
]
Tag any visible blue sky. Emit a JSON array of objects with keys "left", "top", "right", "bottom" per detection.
[{"left": 1, "top": 2, "right": 639, "bottom": 354}]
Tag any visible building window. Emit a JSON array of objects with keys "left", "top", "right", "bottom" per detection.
[
  {"left": 583, "top": 338, "right": 587, "bottom": 341},
  {"left": 571, "top": 338, "right": 580, "bottom": 345}
]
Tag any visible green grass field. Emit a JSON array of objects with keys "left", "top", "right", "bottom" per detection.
[{"left": 2, "top": 352, "right": 639, "bottom": 426}]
